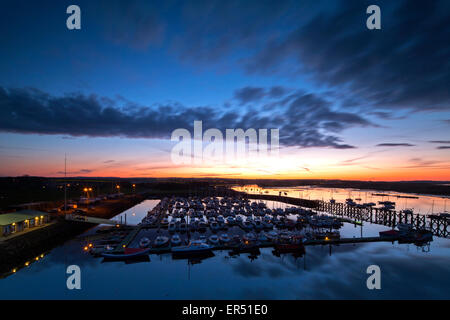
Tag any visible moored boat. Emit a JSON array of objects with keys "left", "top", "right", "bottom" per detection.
[
  {"left": 139, "top": 237, "right": 151, "bottom": 248},
  {"left": 172, "top": 240, "right": 213, "bottom": 254},
  {"left": 219, "top": 233, "right": 231, "bottom": 244},
  {"left": 153, "top": 236, "right": 170, "bottom": 247},
  {"left": 101, "top": 247, "right": 150, "bottom": 260},
  {"left": 208, "top": 234, "right": 220, "bottom": 245},
  {"left": 397, "top": 223, "right": 414, "bottom": 233},
  {"left": 168, "top": 222, "right": 176, "bottom": 233},
  {"left": 379, "top": 229, "right": 400, "bottom": 238},
  {"left": 171, "top": 234, "right": 182, "bottom": 246}
]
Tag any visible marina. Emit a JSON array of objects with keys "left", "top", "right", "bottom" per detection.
[
  {"left": 79, "top": 194, "right": 440, "bottom": 261},
  {"left": 1, "top": 191, "right": 450, "bottom": 299}
]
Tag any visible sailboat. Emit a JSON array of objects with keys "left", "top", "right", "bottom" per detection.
[{"left": 172, "top": 240, "right": 213, "bottom": 254}]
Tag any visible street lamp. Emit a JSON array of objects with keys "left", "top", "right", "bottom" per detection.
[{"left": 83, "top": 187, "right": 92, "bottom": 209}]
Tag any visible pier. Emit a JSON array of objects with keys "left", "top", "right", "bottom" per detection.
[
  {"left": 65, "top": 213, "right": 127, "bottom": 226},
  {"left": 317, "top": 201, "right": 449, "bottom": 238},
  {"left": 239, "top": 193, "right": 448, "bottom": 238}
]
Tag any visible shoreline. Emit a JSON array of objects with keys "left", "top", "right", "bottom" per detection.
[{"left": 0, "top": 194, "right": 145, "bottom": 276}]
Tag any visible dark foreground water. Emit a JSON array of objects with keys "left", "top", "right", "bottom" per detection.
[{"left": 1, "top": 199, "right": 450, "bottom": 299}]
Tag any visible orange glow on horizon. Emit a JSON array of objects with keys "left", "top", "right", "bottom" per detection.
[{"left": 1, "top": 145, "right": 448, "bottom": 181}]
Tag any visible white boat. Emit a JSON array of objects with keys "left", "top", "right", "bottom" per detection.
[
  {"left": 139, "top": 237, "right": 151, "bottom": 248},
  {"left": 243, "top": 232, "right": 257, "bottom": 242},
  {"left": 171, "top": 234, "right": 182, "bottom": 246},
  {"left": 219, "top": 233, "right": 230, "bottom": 244},
  {"left": 265, "top": 230, "right": 279, "bottom": 241},
  {"left": 208, "top": 234, "right": 220, "bottom": 245},
  {"left": 154, "top": 236, "right": 169, "bottom": 247},
  {"left": 226, "top": 216, "right": 235, "bottom": 225},
  {"left": 168, "top": 222, "right": 176, "bottom": 232},
  {"left": 172, "top": 240, "right": 213, "bottom": 254}
]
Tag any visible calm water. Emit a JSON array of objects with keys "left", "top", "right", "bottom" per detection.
[
  {"left": 233, "top": 185, "right": 450, "bottom": 214},
  {"left": 1, "top": 198, "right": 450, "bottom": 299}
]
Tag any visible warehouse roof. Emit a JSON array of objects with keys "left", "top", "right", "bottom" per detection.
[{"left": 0, "top": 210, "right": 48, "bottom": 226}]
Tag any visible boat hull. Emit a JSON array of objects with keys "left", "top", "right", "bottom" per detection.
[{"left": 101, "top": 248, "right": 150, "bottom": 260}]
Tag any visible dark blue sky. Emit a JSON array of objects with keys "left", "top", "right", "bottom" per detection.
[{"left": 0, "top": 0, "right": 449, "bottom": 179}]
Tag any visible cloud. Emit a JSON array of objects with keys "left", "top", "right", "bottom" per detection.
[
  {"left": 94, "top": 1, "right": 167, "bottom": 50},
  {"left": 244, "top": 0, "right": 450, "bottom": 113},
  {"left": 57, "top": 0, "right": 449, "bottom": 118},
  {"left": 56, "top": 169, "right": 93, "bottom": 175},
  {"left": 103, "top": 160, "right": 115, "bottom": 163},
  {"left": 234, "top": 86, "right": 266, "bottom": 105},
  {"left": 0, "top": 86, "right": 375, "bottom": 149},
  {"left": 338, "top": 155, "right": 370, "bottom": 166},
  {"left": 376, "top": 143, "right": 415, "bottom": 147},
  {"left": 400, "top": 157, "right": 448, "bottom": 169},
  {"left": 437, "top": 146, "right": 450, "bottom": 150},
  {"left": 233, "top": 86, "right": 293, "bottom": 105},
  {"left": 429, "top": 140, "right": 450, "bottom": 144}
]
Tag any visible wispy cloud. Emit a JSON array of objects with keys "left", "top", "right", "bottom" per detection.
[{"left": 376, "top": 143, "right": 415, "bottom": 147}]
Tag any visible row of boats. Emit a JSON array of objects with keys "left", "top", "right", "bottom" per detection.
[
  {"left": 93, "top": 227, "right": 315, "bottom": 259},
  {"left": 341, "top": 198, "right": 397, "bottom": 210},
  {"left": 141, "top": 196, "right": 345, "bottom": 233},
  {"left": 139, "top": 229, "right": 309, "bottom": 249},
  {"left": 143, "top": 212, "right": 343, "bottom": 232}
]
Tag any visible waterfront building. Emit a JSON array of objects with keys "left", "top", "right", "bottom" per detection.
[{"left": 0, "top": 210, "right": 50, "bottom": 237}]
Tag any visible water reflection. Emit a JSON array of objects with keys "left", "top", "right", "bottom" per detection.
[
  {"left": 234, "top": 185, "right": 449, "bottom": 214},
  {"left": 1, "top": 199, "right": 449, "bottom": 299}
]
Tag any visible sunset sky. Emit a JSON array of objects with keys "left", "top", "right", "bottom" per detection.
[{"left": 0, "top": 0, "right": 449, "bottom": 180}]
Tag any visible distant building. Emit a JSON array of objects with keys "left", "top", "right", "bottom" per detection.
[{"left": 0, "top": 210, "right": 50, "bottom": 237}]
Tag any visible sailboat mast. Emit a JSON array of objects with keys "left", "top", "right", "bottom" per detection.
[{"left": 64, "top": 153, "right": 67, "bottom": 215}]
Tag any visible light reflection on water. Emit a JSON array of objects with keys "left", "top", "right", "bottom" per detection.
[
  {"left": 234, "top": 185, "right": 449, "bottom": 214},
  {"left": 1, "top": 199, "right": 449, "bottom": 299}
]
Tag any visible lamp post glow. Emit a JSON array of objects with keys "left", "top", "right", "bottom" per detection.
[{"left": 83, "top": 187, "right": 92, "bottom": 210}]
